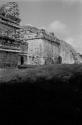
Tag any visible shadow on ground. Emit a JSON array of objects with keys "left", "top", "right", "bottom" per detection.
[{"left": 0, "top": 64, "right": 82, "bottom": 124}]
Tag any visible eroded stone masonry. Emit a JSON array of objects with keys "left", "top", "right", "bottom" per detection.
[{"left": 0, "top": 2, "right": 81, "bottom": 67}]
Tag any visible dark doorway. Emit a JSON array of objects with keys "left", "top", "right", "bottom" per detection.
[
  {"left": 21, "top": 56, "right": 24, "bottom": 65},
  {"left": 58, "top": 56, "right": 62, "bottom": 64}
]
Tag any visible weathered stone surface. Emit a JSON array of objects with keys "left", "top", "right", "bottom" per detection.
[
  {"left": 0, "top": 2, "right": 21, "bottom": 24},
  {"left": 20, "top": 25, "right": 60, "bottom": 44},
  {"left": 0, "top": 51, "right": 20, "bottom": 67},
  {"left": 0, "top": 2, "right": 28, "bottom": 68},
  {"left": 59, "top": 40, "right": 81, "bottom": 64}
]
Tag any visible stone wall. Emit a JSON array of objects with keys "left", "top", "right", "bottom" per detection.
[
  {"left": 27, "top": 39, "right": 44, "bottom": 65},
  {"left": 0, "top": 51, "right": 20, "bottom": 67},
  {"left": 26, "top": 38, "right": 60, "bottom": 65},
  {"left": 42, "top": 39, "right": 60, "bottom": 64},
  {"left": 59, "top": 40, "right": 80, "bottom": 64}
]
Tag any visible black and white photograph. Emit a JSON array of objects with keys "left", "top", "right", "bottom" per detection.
[{"left": 0, "top": 0, "right": 82, "bottom": 124}]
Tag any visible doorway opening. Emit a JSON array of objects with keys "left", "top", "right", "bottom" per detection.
[
  {"left": 21, "top": 56, "right": 24, "bottom": 65},
  {"left": 58, "top": 56, "right": 62, "bottom": 64}
]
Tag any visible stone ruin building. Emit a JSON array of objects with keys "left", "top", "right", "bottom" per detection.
[
  {"left": 19, "top": 25, "right": 81, "bottom": 65},
  {"left": 0, "top": 2, "right": 81, "bottom": 67},
  {"left": 0, "top": 2, "right": 28, "bottom": 67},
  {"left": 19, "top": 26, "right": 60, "bottom": 65}
]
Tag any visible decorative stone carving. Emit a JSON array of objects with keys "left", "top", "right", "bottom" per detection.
[{"left": 0, "top": 2, "right": 21, "bottom": 24}]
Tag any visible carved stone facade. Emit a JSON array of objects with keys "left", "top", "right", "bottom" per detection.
[
  {"left": 0, "top": 2, "right": 81, "bottom": 67},
  {"left": 0, "top": 2, "right": 28, "bottom": 67},
  {"left": 0, "top": 2, "right": 21, "bottom": 24}
]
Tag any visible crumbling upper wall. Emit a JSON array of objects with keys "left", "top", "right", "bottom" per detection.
[{"left": 20, "top": 25, "right": 60, "bottom": 45}]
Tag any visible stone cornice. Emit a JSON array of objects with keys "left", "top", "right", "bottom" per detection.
[
  {"left": 0, "top": 15, "right": 20, "bottom": 25},
  {"left": 0, "top": 16, "right": 20, "bottom": 29}
]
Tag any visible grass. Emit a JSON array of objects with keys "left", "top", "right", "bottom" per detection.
[
  {"left": 0, "top": 64, "right": 82, "bottom": 124},
  {"left": 0, "top": 63, "right": 82, "bottom": 83}
]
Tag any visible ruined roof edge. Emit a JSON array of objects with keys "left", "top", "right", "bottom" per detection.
[{"left": 21, "top": 25, "right": 60, "bottom": 44}]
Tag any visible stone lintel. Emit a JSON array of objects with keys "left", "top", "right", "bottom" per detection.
[{"left": 0, "top": 15, "right": 20, "bottom": 25}]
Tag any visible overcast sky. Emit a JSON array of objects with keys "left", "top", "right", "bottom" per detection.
[{"left": 0, "top": 0, "right": 82, "bottom": 53}]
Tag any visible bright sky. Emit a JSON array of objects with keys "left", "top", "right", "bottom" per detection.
[{"left": 0, "top": 0, "right": 82, "bottom": 53}]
